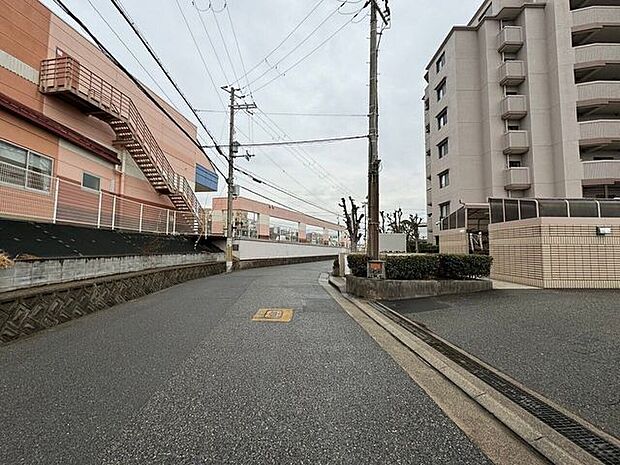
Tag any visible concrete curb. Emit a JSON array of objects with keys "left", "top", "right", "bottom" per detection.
[{"left": 325, "top": 276, "right": 617, "bottom": 465}]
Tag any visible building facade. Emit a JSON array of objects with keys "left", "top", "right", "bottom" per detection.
[
  {"left": 0, "top": 0, "right": 218, "bottom": 235},
  {"left": 424, "top": 0, "right": 620, "bottom": 242},
  {"left": 210, "top": 197, "right": 346, "bottom": 246}
]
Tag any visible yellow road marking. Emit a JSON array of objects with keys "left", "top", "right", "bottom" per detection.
[{"left": 252, "top": 308, "right": 294, "bottom": 323}]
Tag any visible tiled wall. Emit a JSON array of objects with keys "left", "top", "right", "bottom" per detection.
[
  {"left": 439, "top": 229, "right": 469, "bottom": 254},
  {"left": 489, "top": 218, "right": 620, "bottom": 288}
]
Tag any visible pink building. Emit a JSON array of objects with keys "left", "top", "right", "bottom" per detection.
[
  {"left": 210, "top": 197, "right": 346, "bottom": 246},
  {"left": 0, "top": 0, "right": 218, "bottom": 234}
]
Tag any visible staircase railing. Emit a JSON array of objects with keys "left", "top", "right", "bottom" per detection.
[{"left": 39, "top": 57, "right": 204, "bottom": 229}]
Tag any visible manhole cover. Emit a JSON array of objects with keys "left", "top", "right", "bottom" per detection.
[{"left": 252, "top": 308, "right": 294, "bottom": 323}]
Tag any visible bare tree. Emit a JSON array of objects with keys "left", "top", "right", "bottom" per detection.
[
  {"left": 379, "top": 211, "right": 386, "bottom": 233},
  {"left": 386, "top": 208, "right": 404, "bottom": 233},
  {"left": 401, "top": 214, "right": 424, "bottom": 253},
  {"left": 339, "top": 197, "right": 364, "bottom": 252}
]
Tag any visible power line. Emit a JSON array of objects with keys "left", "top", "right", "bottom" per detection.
[
  {"left": 201, "top": 134, "right": 367, "bottom": 148},
  {"left": 52, "top": 0, "right": 227, "bottom": 181},
  {"left": 195, "top": 109, "right": 367, "bottom": 118},
  {"left": 210, "top": 3, "right": 241, "bottom": 86},
  {"left": 107, "top": 0, "right": 228, "bottom": 163},
  {"left": 192, "top": 2, "right": 231, "bottom": 85},
  {"left": 225, "top": 5, "right": 253, "bottom": 97},
  {"left": 230, "top": 0, "right": 327, "bottom": 87},
  {"left": 234, "top": 166, "right": 340, "bottom": 216},
  {"left": 251, "top": 6, "right": 366, "bottom": 94}
]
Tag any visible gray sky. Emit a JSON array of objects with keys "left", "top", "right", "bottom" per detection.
[{"left": 43, "top": 0, "right": 481, "bottom": 223}]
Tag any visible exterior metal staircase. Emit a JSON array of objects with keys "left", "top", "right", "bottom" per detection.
[{"left": 39, "top": 56, "right": 204, "bottom": 233}]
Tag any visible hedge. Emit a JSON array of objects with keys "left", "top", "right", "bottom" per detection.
[{"left": 346, "top": 254, "right": 492, "bottom": 280}]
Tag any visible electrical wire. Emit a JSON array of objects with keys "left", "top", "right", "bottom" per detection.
[
  {"left": 106, "top": 0, "right": 228, "bottom": 164},
  {"left": 201, "top": 134, "right": 367, "bottom": 148},
  {"left": 52, "top": 0, "right": 227, "bottom": 181},
  {"left": 225, "top": 5, "right": 253, "bottom": 96},
  {"left": 195, "top": 109, "right": 366, "bottom": 118},
  {"left": 210, "top": 3, "right": 241, "bottom": 86},
  {"left": 229, "top": 0, "right": 327, "bottom": 87},
  {"left": 192, "top": 1, "right": 231, "bottom": 85}
]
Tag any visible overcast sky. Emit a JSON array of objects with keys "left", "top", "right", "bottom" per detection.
[{"left": 43, "top": 0, "right": 482, "bottom": 224}]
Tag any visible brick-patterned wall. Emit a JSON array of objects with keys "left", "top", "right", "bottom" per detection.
[
  {"left": 489, "top": 218, "right": 620, "bottom": 288},
  {"left": 439, "top": 229, "right": 469, "bottom": 254}
]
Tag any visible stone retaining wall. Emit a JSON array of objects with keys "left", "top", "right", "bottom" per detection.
[
  {"left": 0, "top": 261, "right": 225, "bottom": 345},
  {"left": 346, "top": 276, "right": 492, "bottom": 300}
]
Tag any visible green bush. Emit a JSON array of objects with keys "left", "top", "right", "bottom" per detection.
[
  {"left": 347, "top": 254, "right": 368, "bottom": 277},
  {"left": 437, "top": 254, "right": 492, "bottom": 280},
  {"left": 418, "top": 242, "right": 439, "bottom": 254},
  {"left": 384, "top": 255, "right": 439, "bottom": 280},
  {"left": 346, "top": 253, "right": 492, "bottom": 280}
]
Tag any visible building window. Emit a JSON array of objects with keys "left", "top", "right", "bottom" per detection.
[
  {"left": 505, "top": 86, "right": 519, "bottom": 96},
  {"left": 438, "top": 170, "right": 450, "bottom": 188},
  {"left": 426, "top": 150, "right": 431, "bottom": 158},
  {"left": 424, "top": 98, "right": 429, "bottom": 111},
  {"left": 425, "top": 123, "right": 430, "bottom": 134},
  {"left": 507, "top": 122, "right": 520, "bottom": 131},
  {"left": 436, "top": 79, "right": 447, "bottom": 101},
  {"left": 82, "top": 172, "right": 101, "bottom": 191},
  {"left": 439, "top": 201, "right": 450, "bottom": 219},
  {"left": 0, "top": 139, "right": 53, "bottom": 192},
  {"left": 437, "top": 138, "right": 449, "bottom": 158},
  {"left": 508, "top": 160, "right": 521, "bottom": 168},
  {"left": 437, "top": 108, "right": 448, "bottom": 130},
  {"left": 436, "top": 52, "right": 445, "bottom": 73}
]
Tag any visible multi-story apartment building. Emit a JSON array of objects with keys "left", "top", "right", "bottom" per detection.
[
  {"left": 0, "top": 0, "right": 218, "bottom": 235},
  {"left": 424, "top": 0, "right": 620, "bottom": 242}
]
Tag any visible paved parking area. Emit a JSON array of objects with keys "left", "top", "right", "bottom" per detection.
[{"left": 383, "top": 289, "right": 620, "bottom": 438}]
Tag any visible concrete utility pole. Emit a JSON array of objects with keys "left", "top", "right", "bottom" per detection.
[
  {"left": 367, "top": 0, "right": 389, "bottom": 272},
  {"left": 222, "top": 86, "right": 256, "bottom": 273}
]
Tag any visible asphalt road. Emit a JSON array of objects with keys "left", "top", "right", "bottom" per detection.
[
  {"left": 0, "top": 261, "right": 491, "bottom": 465},
  {"left": 383, "top": 289, "right": 620, "bottom": 437}
]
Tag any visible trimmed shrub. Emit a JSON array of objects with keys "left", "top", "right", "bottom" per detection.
[
  {"left": 347, "top": 254, "right": 368, "bottom": 277},
  {"left": 437, "top": 254, "right": 492, "bottom": 280},
  {"left": 347, "top": 253, "right": 492, "bottom": 280},
  {"left": 418, "top": 242, "right": 439, "bottom": 254},
  {"left": 384, "top": 255, "right": 439, "bottom": 280}
]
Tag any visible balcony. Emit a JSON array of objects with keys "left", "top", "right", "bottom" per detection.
[
  {"left": 577, "top": 81, "right": 620, "bottom": 117},
  {"left": 579, "top": 120, "right": 620, "bottom": 150},
  {"left": 499, "top": 60, "right": 526, "bottom": 86},
  {"left": 574, "top": 44, "right": 620, "bottom": 82},
  {"left": 500, "top": 95, "right": 527, "bottom": 120},
  {"left": 572, "top": 6, "right": 620, "bottom": 45},
  {"left": 582, "top": 160, "right": 620, "bottom": 185},
  {"left": 502, "top": 130, "right": 529, "bottom": 155},
  {"left": 498, "top": 26, "right": 523, "bottom": 53},
  {"left": 504, "top": 167, "right": 531, "bottom": 190}
]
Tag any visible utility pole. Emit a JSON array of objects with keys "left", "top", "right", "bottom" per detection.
[
  {"left": 366, "top": 0, "right": 389, "bottom": 275},
  {"left": 222, "top": 86, "right": 256, "bottom": 273}
]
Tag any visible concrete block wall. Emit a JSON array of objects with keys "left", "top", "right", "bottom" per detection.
[
  {"left": 489, "top": 217, "right": 620, "bottom": 288},
  {"left": 0, "top": 252, "right": 223, "bottom": 293}
]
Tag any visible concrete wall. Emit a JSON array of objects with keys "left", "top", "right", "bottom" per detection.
[
  {"left": 439, "top": 229, "right": 469, "bottom": 254},
  {"left": 0, "top": 252, "right": 223, "bottom": 293},
  {"left": 489, "top": 217, "right": 620, "bottom": 288},
  {"left": 234, "top": 238, "right": 346, "bottom": 260}
]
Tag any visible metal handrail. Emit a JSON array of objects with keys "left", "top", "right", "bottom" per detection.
[{"left": 39, "top": 57, "right": 204, "bottom": 228}]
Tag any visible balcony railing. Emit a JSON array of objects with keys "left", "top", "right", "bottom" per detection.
[
  {"left": 498, "top": 26, "right": 523, "bottom": 53},
  {"left": 499, "top": 60, "right": 526, "bottom": 86},
  {"left": 574, "top": 44, "right": 620, "bottom": 66},
  {"left": 579, "top": 120, "right": 620, "bottom": 145},
  {"left": 582, "top": 160, "right": 620, "bottom": 183},
  {"left": 577, "top": 81, "right": 620, "bottom": 104},
  {"left": 500, "top": 95, "right": 527, "bottom": 119},
  {"left": 503, "top": 130, "right": 529, "bottom": 155},
  {"left": 572, "top": 6, "right": 620, "bottom": 30},
  {"left": 0, "top": 161, "right": 201, "bottom": 235},
  {"left": 504, "top": 167, "right": 531, "bottom": 190}
]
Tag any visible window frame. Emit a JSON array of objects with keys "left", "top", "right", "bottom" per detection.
[
  {"left": 436, "top": 108, "right": 448, "bottom": 130},
  {"left": 437, "top": 138, "right": 449, "bottom": 159},
  {"left": 435, "top": 78, "right": 447, "bottom": 102},
  {"left": 0, "top": 139, "right": 54, "bottom": 193},
  {"left": 439, "top": 201, "right": 450, "bottom": 219},
  {"left": 81, "top": 172, "right": 102, "bottom": 192},
  {"left": 438, "top": 170, "right": 450, "bottom": 189},
  {"left": 436, "top": 52, "right": 446, "bottom": 73}
]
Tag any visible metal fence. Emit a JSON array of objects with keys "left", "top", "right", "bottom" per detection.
[
  {"left": 0, "top": 161, "right": 200, "bottom": 235},
  {"left": 489, "top": 197, "right": 620, "bottom": 224}
]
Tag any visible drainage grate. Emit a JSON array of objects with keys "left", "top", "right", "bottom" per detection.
[{"left": 370, "top": 302, "right": 620, "bottom": 465}]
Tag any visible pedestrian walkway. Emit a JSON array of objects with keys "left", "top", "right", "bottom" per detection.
[{"left": 0, "top": 261, "right": 491, "bottom": 465}]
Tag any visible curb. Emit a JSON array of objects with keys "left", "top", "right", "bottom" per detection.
[{"left": 325, "top": 277, "right": 618, "bottom": 465}]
